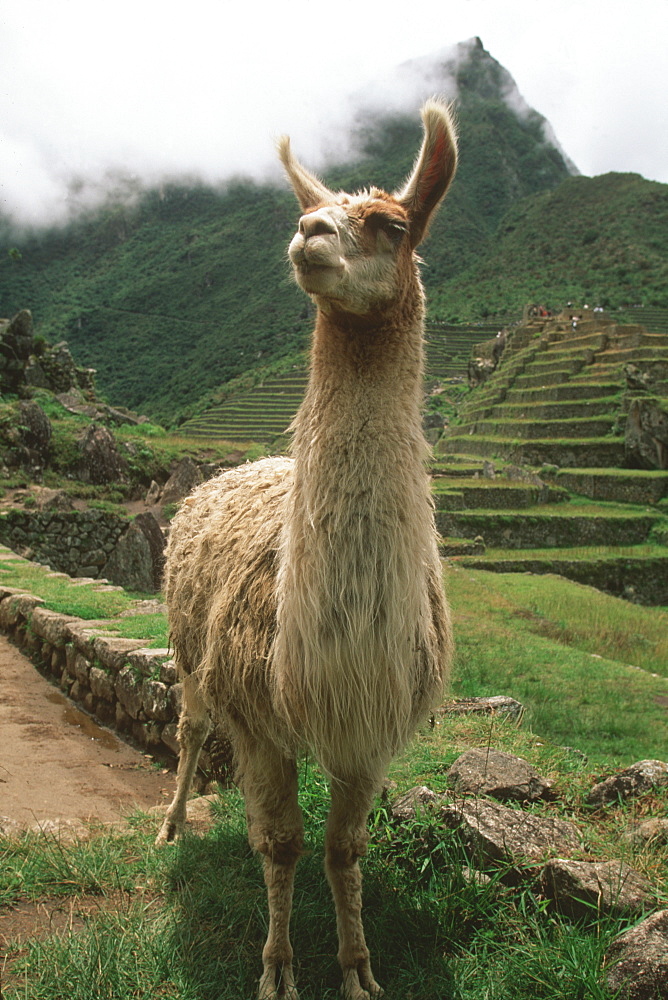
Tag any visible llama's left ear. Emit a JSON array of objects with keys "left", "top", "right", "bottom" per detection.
[
  {"left": 395, "top": 99, "right": 458, "bottom": 249},
  {"left": 277, "top": 136, "right": 336, "bottom": 212}
]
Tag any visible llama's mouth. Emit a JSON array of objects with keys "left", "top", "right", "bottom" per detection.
[{"left": 294, "top": 261, "right": 345, "bottom": 295}]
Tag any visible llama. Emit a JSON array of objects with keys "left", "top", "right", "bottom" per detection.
[{"left": 156, "top": 99, "right": 457, "bottom": 1000}]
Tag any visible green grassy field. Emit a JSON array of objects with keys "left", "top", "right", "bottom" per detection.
[{"left": 1, "top": 556, "right": 667, "bottom": 998}]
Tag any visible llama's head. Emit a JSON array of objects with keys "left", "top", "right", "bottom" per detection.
[{"left": 279, "top": 100, "right": 457, "bottom": 317}]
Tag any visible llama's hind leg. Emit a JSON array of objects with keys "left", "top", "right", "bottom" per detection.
[
  {"left": 325, "top": 775, "right": 383, "bottom": 1000},
  {"left": 156, "top": 672, "right": 210, "bottom": 844},
  {"left": 239, "top": 737, "right": 303, "bottom": 999}
]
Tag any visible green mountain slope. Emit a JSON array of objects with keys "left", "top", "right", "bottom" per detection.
[
  {"left": 1, "top": 38, "right": 665, "bottom": 425},
  {"left": 432, "top": 171, "right": 668, "bottom": 319}
]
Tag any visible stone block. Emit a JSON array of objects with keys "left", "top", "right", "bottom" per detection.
[
  {"left": 168, "top": 682, "right": 183, "bottom": 716},
  {"left": 142, "top": 679, "right": 172, "bottom": 722},
  {"left": 587, "top": 760, "right": 668, "bottom": 807},
  {"left": 132, "top": 720, "right": 162, "bottom": 748},
  {"left": 73, "top": 652, "right": 91, "bottom": 685},
  {"left": 440, "top": 798, "right": 581, "bottom": 868},
  {"left": 447, "top": 748, "right": 553, "bottom": 803},
  {"left": 605, "top": 909, "right": 668, "bottom": 999},
  {"left": 126, "top": 647, "right": 171, "bottom": 679},
  {"left": 391, "top": 785, "right": 441, "bottom": 822},
  {"left": 93, "top": 636, "right": 146, "bottom": 673},
  {"left": 160, "top": 659, "right": 177, "bottom": 684},
  {"left": 161, "top": 722, "right": 179, "bottom": 755},
  {"left": 115, "top": 665, "right": 143, "bottom": 719},
  {"left": 30, "top": 607, "right": 81, "bottom": 647},
  {"left": 95, "top": 700, "right": 115, "bottom": 726},
  {"left": 13, "top": 593, "right": 45, "bottom": 619},
  {"left": 542, "top": 858, "right": 653, "bottom": 918},
  {"left": 115, "top": 702, "right": 133, "bottom": 732},
  {"left": 89, "top": 665, "right": 115, "bottom": 702}
]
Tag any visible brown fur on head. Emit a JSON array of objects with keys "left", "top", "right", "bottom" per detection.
[{"left": 278, "top": 99, "right": 457, "bottom": 315}]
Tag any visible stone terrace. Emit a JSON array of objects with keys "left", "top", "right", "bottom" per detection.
[{"left": 435, "top": 310, "right": 668, "bottom": 602}]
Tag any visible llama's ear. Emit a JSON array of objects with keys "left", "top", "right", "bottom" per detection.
[
  {"left": 395, "top": 99, "right": 458, "bottom": 249},
  {"left": 277, "top": 136, "right": 335, "bottom": 212}
]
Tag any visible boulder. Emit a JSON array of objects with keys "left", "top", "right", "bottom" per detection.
[
  {"left": 161, "top": 456, "right": 202, "bottom": 506},
  {"left": 587, "top": 760, "right": 668, "bottom": 808},
  {"left": 624, "top": 818, "right": 668, "bottom": 847},
  {"left": 541, "top": 858, "right": 653, "bottom": 918},
  {"left": 31, "top": 341, "right": 83, "bottom": 394},
  {"left": 437, "top": 695, "right": 524, "bottom": 721},
  {"left": 32, "top": 486, "right": 74, "bottom": 511},
  {"left": 102, "top": 513, "right": 166, "bottom": 592},
  {"left": 0, "top": 310, "right": 34, "bottom": 393},
  {"left": 16, "top": 400, "right": 52, "bottom": 469},
  {"left": 446, "top": 748, "right": 553, "bottom": 803},
  {"left": 145, "top": 480, "right": 162, "bottom": 505},
  {"left": 468, "top": 356, "right": 496, "bottom": 388},
  {"left": 76, "top": 424, "right": 128, "bottom": 484},
  {"left": 625, "top": 398, "right": 668, "bottom": 470},
  {"left": 115, "top": 665, "right": 144, "bottom": 719},
  {"left": 605, "top": 910, "right": 668, "bottom": 999},
  {"left": 390, "top": 785, "right": 442, "bottom": 822},
  {"left": 440, "top": 798, "right": 581, "bottom": 868}
]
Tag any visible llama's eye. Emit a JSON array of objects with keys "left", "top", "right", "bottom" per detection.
[{"left": 379, "top": 219, "right": 408, "bottom": 245}]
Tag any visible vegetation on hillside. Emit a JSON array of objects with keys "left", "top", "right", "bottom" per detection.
[
  {"left": 0, "top": 41, "right": 576, "bottom": 425},
  {"left": 432, "top": 172, "right": 668, "bottom": 319},
  {"left": 1, "top": 39, "right": 665, "bottom": 427}
]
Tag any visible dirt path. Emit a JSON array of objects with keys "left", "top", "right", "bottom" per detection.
[{"left": 0, "top": 635, "right": 174, "bottom": 830}]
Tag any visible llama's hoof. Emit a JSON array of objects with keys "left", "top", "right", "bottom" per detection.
[
  {"left": 258, "top": 966, "right": 299, "bottom": 999},
  {"left": 340, "top": 967, "right": 383, "bottom": 1000},
  {"left": 155, "top": 818, "right": 180, "bottom": 845}
]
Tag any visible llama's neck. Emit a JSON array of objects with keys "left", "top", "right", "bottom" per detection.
[
  {"left": 292, "top": 299, "right": 428, "bottom": 480},
  {"left": 274, "top": 292, "right": 440, "bottom": 775}
]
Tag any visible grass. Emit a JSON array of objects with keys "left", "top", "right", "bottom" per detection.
[
  {"left": 0, "top": 550, "right": 169, "bottom": 646},
  {"left": 0, "top": 554, "right": 137, "bottom": 619},
  {"left": 471, "top": 543, "right": 668, "bottom": 561},
  {"left": 445, "top": 566, "right": 668, "bottom": 764},
  {"left": 2, "top": 733, "right": 666, "bottom": 999},
  {"left": 1, "top": 544, "right": 667, "bottom": 761},
  {"left": 0, "top": 557, "right": 667, "bottom": 995}
]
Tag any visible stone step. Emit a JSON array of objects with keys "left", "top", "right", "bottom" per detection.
[
  {"left": 520, "top": 357, "right": 589, "bottom": 377},
  {"left": 512, "top": 369, "right": 583, "bottom": 389},
  {"left": 435, "top": 504, "right": 660, "bottom": 549},
  {"left": 596, "top": 346, "right": 668, "bottom": 365},
  {"left": 440, "top": 435, "right": 626, "bottom": 468},
  {"left": 544, "top": 332, "right": 609, "bottom": 353},
  {"left": 473, "top": 399, "right": 618, "bottom": 421},
  {"left": 501, "top": 382, "right": 621, "bottom": 403},
  {"left": 468, "top": 416, "right": 617, "bottom": 440},
  {"left": 450, "top": 547, "right": 668, "bottom": 606},
  {"left": 549, "top": 468, "right": 668, "bottom": 505},
  {"left": 432, "top": 479, "right": 567, "bottom": 511}
]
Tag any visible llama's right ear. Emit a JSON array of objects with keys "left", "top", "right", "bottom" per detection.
[
  {"left": 395, "top": 99, "right": 458, "bottom": 249},
  {"left": 278, "top": 136, "right": 335, "bottom": 212}
]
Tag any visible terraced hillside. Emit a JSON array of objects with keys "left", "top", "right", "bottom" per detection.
[
  {"left": 179, "top": 323, "right": 510, "bottom": 440},
  {"left": 436, "top": 310, "right": 668, "bottom": 603},
  {"left": 180, "top": 368, "right": 309, "bottom": 442}
]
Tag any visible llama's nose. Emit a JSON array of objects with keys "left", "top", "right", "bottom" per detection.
[{"left": 299, "top": 212, "right": 337, "bottom": 240}]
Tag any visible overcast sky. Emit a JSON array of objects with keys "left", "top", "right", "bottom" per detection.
[{"left": 1, "top": 0, "right": 666, "bottom": 226}]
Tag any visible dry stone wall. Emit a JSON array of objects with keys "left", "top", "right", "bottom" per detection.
[
  {"left": 0, "top": 509, "right": 165, "bottom": 592},
  {"left": 0, "top": 585, "right": 185, "bottom": 766},
  {"left": 0, "top": 510, "right": 127, "bottom": 578}
]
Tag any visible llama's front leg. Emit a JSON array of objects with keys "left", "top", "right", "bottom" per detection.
[
  {"left": 240, "top": 740, "right": 304, "bottom": 999},
  {"left": 325, "top": 776, "right": 383, "bottom": 1000},
  {"left": 156, "top": 672, "right": 210, "bottom": 844}
]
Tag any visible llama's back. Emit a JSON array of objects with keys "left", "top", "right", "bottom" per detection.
[{"left": 165, "top": 457, "right": 293, "bottom": 736}]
